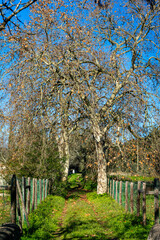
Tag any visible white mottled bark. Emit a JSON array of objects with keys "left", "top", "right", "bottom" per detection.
[
  {"left": 96, "top": 141, "right": 107, "bottom": 194},
  {"left": 56, "top": 130, "right": 70, "bottom": 182},
  {"left": 62, "top": 130, "right": 70, "bottom": 181},
  {"left": 93, "top": 123, "right": 107, "bottom": 194}
]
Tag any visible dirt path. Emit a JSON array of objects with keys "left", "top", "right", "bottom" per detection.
[{"left": 53, "top": 190, "right": 118, "bottom": 240}]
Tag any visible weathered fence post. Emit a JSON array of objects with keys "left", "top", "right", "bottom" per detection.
[
  {"left": 40, "top": 179, "right": 42, "bottom": 203},
  {"left": 110, "top": 179, "right": 112, "bottom": 196},
  {"left": 46, "top": 179, "right": 48, "bottom": 198},
  {"left": 35, "top": 178, "right": 37, "bottom": 209},
  {"left": 22, "top": 177, "right": 26, "bottom": 209},
  {"left": 137, "top": 181, "right": 141, "bottom": 217},
  {"left": 142, "top": 182, "right": 146, "bottom": 226},
  {"left": 32, "top": 178, "right": 35, "bottom": 211},
  {"left": 113, "top": 180, "right": 115, "bottom": 199},
  {"left": 154, "top": 178, "right": 159, "bottom": 224},
  {"left": 125, "top": 181, "right": 128, "bottom": 212},
  {"left": 43, "top": 179, "right": 45, "bottom": 200},
  {"left": 11, "top": 174, "right": 16, "bottom": 224},
  {"left": 22, "top": 177, "right": 26, "bottom": 223},
  {"left": 16, "top": 179, "right": 29, "bottom": 227},
  {"left": 16, "top": 189, "right": 22, "bottom": 229},
  {"left": 107, "top": 178, "right": 109, "bottom": 194},
  {"left": 130, "top": 182, "right": 134, "bottom": 214},
  {"left": 27, "top": 177, "right": 31, "bottom": 215},
  {"left": 116, "top": 181, "right": 118, "bottom": 202},
  {"left": 119, "top": 181, "right": 122, "bottom": 205}
]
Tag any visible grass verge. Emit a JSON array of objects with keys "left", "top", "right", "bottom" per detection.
[
  {"left": 21, "top": 190, "right": 154, "bottom": 240},
  {"left": 21, "top": 195, "right": 65, "bottom": 240},
  {"left": 87, "top": 192, "right": 154, "bottom": 240},
  {"left": 0, "top": 192, "right": 11, "bottom": 225}
]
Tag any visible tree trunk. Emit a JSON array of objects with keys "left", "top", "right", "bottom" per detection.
[
  {"left": 62, "top": 130, "right": 70, "bottom": 181},
  {"left": 96, "top": 141, "right": 107, "bottom": 194},
  {"left": 93, "top": 123, "right": 107, "bottom": 194},
  {"left": 56, "top": 129, "right": 70, "bottom": 182}
]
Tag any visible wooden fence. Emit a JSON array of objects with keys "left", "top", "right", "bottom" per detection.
[
  {"left": 107, "top": 176, "right": 160, "bottom": 226},
  {"left": 0, "top": 174, "right": 50, "bottom": 229}
]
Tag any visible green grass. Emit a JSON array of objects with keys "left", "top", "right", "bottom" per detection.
[
  {"left": 21, "top": 195, "right": 65, "bottom": 240},
  {"left": 108, "top": 175, "right": 155, "bottom": 183},
  {"left": 67, "top": 173, "right": 84, "bottom": 189},
  {"left": 146, "top": 195, "right": 155, "bottom": 221},
  {"left": 0, "top": 192, "right": 11, "bottom": 225},
  {"left": 21, "top": 190, "right": 154, "bottom": 240},
  {"left": 87, "top": 192, "right": 154, "bottom": 240}
]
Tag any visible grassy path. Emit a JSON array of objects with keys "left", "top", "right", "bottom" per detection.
[
  {"left": 54, "top": 190, "right": 117, "bottom": 240},
  {"left": 22, "top": 189, "right": 153, "bottom": 240}
]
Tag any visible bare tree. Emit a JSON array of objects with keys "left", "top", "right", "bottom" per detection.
[{"left": 0, "top": 0, "right": 37, "bottom": 31}]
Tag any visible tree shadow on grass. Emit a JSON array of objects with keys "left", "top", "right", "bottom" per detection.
[{"left": 53, "top": 219, "right": 119, "bottom": 240}]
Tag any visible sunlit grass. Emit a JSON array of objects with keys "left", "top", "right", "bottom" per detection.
[
  {"left": 21, "top": 190, "right": 154, "bottom": 240},
  {"left": 0, "top": 192, "right": 11, "bottom": 225}
]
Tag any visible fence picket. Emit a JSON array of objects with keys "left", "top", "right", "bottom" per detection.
[
  {"left": 154, "top": 178, "right": 159, "bottom": 224},
  {"left": 142, "top": 183, "right": 146, "bottom": 226},
  {"left": 119, "top": 181, "right": 122, "bottom": 205},
  {"left": 125, "top": 181, "right": 128, "bottom": 212},
  {"left": 32, "top": 178, "right": 35, "bottom": 212},
  {"left": 35, "top": 178, "right": 37, "bottom": 209},
  {"left": 116, "top": 181, "right": 118, "bottom": 202},
  {"left": 11, "top": 174, "right": 16, "bottom": 224},
  {"left": 16, "top": 179, "right": 29, "bottom": 227},
  {"left": 43, "top": 179, "right": 45, "bottom": 201},
  {"left": 137, "top": 181, "right": 141, "bottom": 217},
  {"left": 130, "top": 182, "right": 134, "bottom": 214},
  {"left": 27, "top": 177, "right": 31, "bottom": 215}
]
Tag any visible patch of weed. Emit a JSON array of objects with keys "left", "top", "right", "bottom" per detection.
[
  {"left": 0, "top": 194, "right": 11, "bottom": 225},
  {"left": 21, "top": 195, "right": 65, "bottom": 240},
  {"left": 67, "top": 173, "right": 84, "bottom": 189},
  {"left": 87, "top": 192, "right": 154, "bottom": 240}
]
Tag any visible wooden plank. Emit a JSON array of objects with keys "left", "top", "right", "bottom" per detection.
[
  {"left": 0, "top": 185, "right": 11, "bottom": 190},
  {"left": 35, "top": 178, "right": 37, "bottom": 209},
  {"left": 32, "top": 178, "right": 35, "bottom": 212},
  {"left": 113, "top": 180, "right": 115, "bottom": 199},
  {"left": 116, "top": 181, "right": 118, "bottom": 202},
  {"left": 130, "top": 182, "right": 134, "bottom": 214},
  {"left": 142, "top": 182, "right": 146, "bottom": 226},
  {"left": 22, "top": 177, "right": 26, "bottom": 224},
  {"left": 107, "top": 178, "right": 109, "bottom": 194},
  {"left": 137, "top": 181, "right": 141, "bottom": 217},
  {"left": 11, "top": 174, "right": 16, "bottom": 224},
  {"left": 40, "top": 179, "right": 42, "bottom": 203},
  {"left": 154, "top": 178, "right": 159, "bottom": 224},
  {"left": 27, "top": 177, "right": 31, "bottom": 215},
  {"left": 119, "top": 181, "right": 122, "bottom": 205},
  {"left": 16, "top": 179, "right": 29, "bottom": 226},
  {"left": 16, "top": 189, "right": 22, "bottom": 230},
  {"left": 125, "top": 181, "right": 128, "bottom": 212},
  {"left": 45, "top": 179, "right": 48, "bottom": 197},
  {"left": 110, "top": 179, "right": 112, "bottom": 196},
  {"left": 43, "top": 179, "right": 45, "bottom": 200}
]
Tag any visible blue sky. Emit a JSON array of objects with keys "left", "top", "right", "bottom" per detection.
[{"left": 0, "top": 0, "right": 159, "bottom": 146}]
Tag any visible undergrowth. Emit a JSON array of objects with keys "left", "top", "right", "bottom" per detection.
[
  {"left": 21, "top": 189, "right": 154, "bottom": 240},
  {"left": 87, "top": 192, "right": 154, "bottom": 240},
  {"left": 0, "top": 193, "right": 11, "bottom": 225},
  {"left": 21, "top": 195, "right": 65, "bottom": 240}
]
